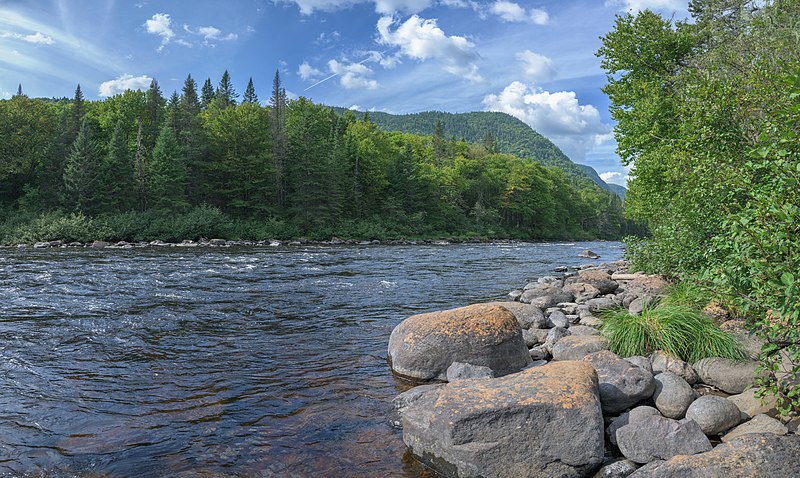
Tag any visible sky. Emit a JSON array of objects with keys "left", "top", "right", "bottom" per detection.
[{"left": 0, "top": 0, "right": 692, "bottom": 186}]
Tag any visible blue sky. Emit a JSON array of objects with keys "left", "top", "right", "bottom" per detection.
[{"left": 0, "top": 0, "right": 691, "bottom": 185}]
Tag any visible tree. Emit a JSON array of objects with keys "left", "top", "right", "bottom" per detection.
[
  {"left": 201, "top": 78, "right": 215, "bottom": 109},
  {"left": 216, "top": 70, "right": 238, "bottom": 108},
  {"left": 63, "top": 118, "right": 101, "bottom": 213},
  {"left": 269, "top": 69, "right": 288, "bottom": 206},
  {"left": 133, "top": 121, "right": 149, "bottom": 211},
  {"left": 243, "top": 77, "right": 258, "bottom": 104},
  {"left": 179, "top": 74, "right": 207, "bottom": 203},
  {"left": 100, "top": 119, "right": 135, "bottom": 212},
  {"left": 144, "top": 79, "right": 165, "bottom": 150},
  {"left": 149, "top": 124, "right": 188, "bottom": 211},
  {"left": 14, "top": 84, "right": 24, "bottom": 98}
]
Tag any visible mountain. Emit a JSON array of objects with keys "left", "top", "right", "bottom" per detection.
[{"left": 333, "top": 109, "right": 625, "bottom": 198}]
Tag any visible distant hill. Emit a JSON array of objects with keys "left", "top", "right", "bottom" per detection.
[
  {"left": 333, "top": 108, "right": 625, "bottom": 198},
  {"left": 575, "top": 164, "right": 626, "bottom": 199}
]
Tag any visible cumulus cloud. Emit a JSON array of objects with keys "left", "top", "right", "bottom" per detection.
[
  {"left": 328, "top": 59, "right": 379, "bottom": 89},
  {"left": 482, "top": 81, "right": 612, "bottom": 161},
  {"left": 184, "top": 25, "right": 238, "bottom": 44},
  {"left": 98, "top": 74, "right": 153, "bottom": 97},
  {"left": 298, "top": 61, "right": 323, "bottom": 80},
  {"left": 600, "top": 171, "right": 629, "bottom": 186},
  {"left": 145, "top": 14, "right": 238, "bottom": 50},
  {"left": 144, "top": 13, "right": 174, "bottom": 51},
  {"left": 349, "top": 104, "right": 361, "bottom": 110},
  {"left": 605, "top": 0, "right": 688, "bottom": 12},
  {"left": 1, "top": 31, "right": 56, "bottom": 45},
  {"left": 516, "top": 50, "right": 556, "bottom": 81},
  {"left": 377, "top": 15, "right": 483, "bottom": 82},
  {"left": 490, "top": 1, "right": 549, "bottom": 24}
]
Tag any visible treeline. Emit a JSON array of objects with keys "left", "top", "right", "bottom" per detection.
[
  {"left": 0, "top": 71, "right": 628, "bottom": 243},
  {"left": 598, "top": 0, "right": 799, "bottom": 411}
]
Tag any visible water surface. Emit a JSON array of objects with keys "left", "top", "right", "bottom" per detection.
[{"left": 0, "top": 241, "right": 622, "bottom": 477}]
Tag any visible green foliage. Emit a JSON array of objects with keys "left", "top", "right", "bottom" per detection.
[
  {"left": 600, "top": 303, "right": 744, "bottom": 363},
  {"left": 3, "top": 211, "right": 110, "bottom": 244}
]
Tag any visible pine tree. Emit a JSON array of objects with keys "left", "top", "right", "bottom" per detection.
[
  {"left": 201, "top": 78, "right": 215, "bottom": 109},
  {"left": 269, "top": 69, "right": 288, "bottom": 206},
  {"left": 216, "top": 70, "right": 238, "bottom": 108},
  {"left": 100, "top": 119, "right": 135, "bottom": 212},
  {"left": 243, "top": 77, "right": 258, "bottom": 104},
  {"left": 68, "top": 84, "right": 86, "bottom": 142},
  {"left": 14, "top": 84, "right": 24, "bottom": 98},
  {"left": 144, "top": 79, "right": 165, "bottom": 150},
  {"left": 63, "top": 118, "right": 101, "bottom": 213},
  {"left": 149, "top": 124, "right": 188, "bottom": 211}
]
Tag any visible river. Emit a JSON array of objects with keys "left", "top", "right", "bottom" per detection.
[{"left": 0, "top": 241, "right": 622, "bottom": 477}]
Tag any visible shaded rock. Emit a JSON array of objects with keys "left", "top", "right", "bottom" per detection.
[
  {"left": 402, "top": 361, "right": 605, "bottom": 478},
  {"left": 565, "top": 282, "right": 602, "bottom": 303},
  {"left": 586, "top": 297, "right": 618, "bottom": 312},
  {"left": 570, "top": 325, "right": 602, "bottom": 336},
  {"left": 617, "top": 415, "right": 712, "bottom": 464},
  {"left": 651, "top": 351, "right": 699, "bottom": 385},
  {"left": 488, "top": 302, "right": 547, "bottom": 330},
  {"left": 630, "top": 434, "right": 800, "bottom": 477},
  {"left": 520, "top": 284, "right": 574, "bottom": 305},
  {"left": 522, "top": 328, "right": 548, "bottom": 348},
  {"left": 390, "top": 384, "right": 443, "bottom": 428},
  {"left": 721, "top": 414, "right": 788, "bottom": 442},
  {"left": 446, "top": 362, "right": 494, "bottom": 381},
  {"left": 584, "top": 350, "right": 655, "bottom": 414},
  {"left": 727, "top": 388, "right": 779, "bottom": 419},
  {"left": 693, "top": 357, "right": 760, "bottom": 394},
  {"left": 579, "top": 249, "right": 600, "bottom": 259},
  {"left": 91, "top": 240, "right": 109, "bottom": 249},
  {"left": 388, "top": 304, "right": 531, "bottom": 382},
  {"left": 625, "top": 356, "right": 653, "bottom": 375},
  {"left": 507, "top": 290, "right": 523, "bottom": 301},
  {"left": 529, "top": 296, "right": 555, "bottom": 309},
  {"left": 547, "top": 310, "right": 570, "bottom": 329},
  {"left": 652, "top": 372, "right": 695, "bottom": 419},
  {"left": 685, "top": 395, "right": 741, "bottom": 435},
  {"left": 566, "top": 270, "right": 619, "bottom": 294},
  {"left": 552, "top": 335, "right": 609, "bottom": 361},
  {"left": 607, "top": 406, "right": 661, "bottom": 447},
  {"left": 719, "top": 319, "right": 764, "bottom": 360},
  {"left": 529, "top": 346, "right": 550, "bottom": 361},
  {"left": 621, "top": 276, "right": 670, "bottom": 308},
  {"left": 593, "top": 459, "right": 639, "bottom": 478},
  {"left": 209, "top": 238, "right": 227, "bottom": 246}
]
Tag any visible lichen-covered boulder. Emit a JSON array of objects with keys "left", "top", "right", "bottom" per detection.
[
  {"left": 388, "top": 304, "right": 531, "bottom": 382},
  {"left": 630, "top": 434, "right": 800, "bottom": 477},
  {"left": 565, "top": 270, "right": 619, "bottom": 294},
  {"left": 401, "top": 361, "right": 605, "bottom": 478}
]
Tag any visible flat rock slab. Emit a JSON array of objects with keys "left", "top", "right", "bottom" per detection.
[
  {"left": 630, "top": 434, "right": 800, "bottom": 477},
  {"left": 617, "top": 414, "right": 712, "bottom": 464},
  {"left": 388, "top": 304, "right": 531, "bottom": 382},
  {"left": 693, "top": 357, "right": 760, "bottom": 394},
  {"left": 402, "top": 361, "right": 605, "bottom": 478}
]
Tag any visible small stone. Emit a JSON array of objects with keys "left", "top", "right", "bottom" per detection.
[
  {"left": 491, "top": 302, "right": 547, "bottom": 329},
  {"left": 586, "top": 297, "right": 618, "bottom": 312},
  {"left": 522, "top": 328, "right": 548, "bottom": 347},
  {"left": 685, "top": 395, "right": 742, "bottom": 435},
  {"left": 543, "top": 326, "right": 571, "bottom": 352},
  {"left": 548, "top": 310, "right": 570, "bottom": 328},
  {"left": 652, "top": 372, "right": 695, "bottom": 419},
  {"left": 552, "top": 335, "right": 609, "bottom": 361},
  {"left": 508, "top": 290, "right": 523, "bottom": 301},
  {"left": 593, "top": 459, "right": 639, "bottom": 478},
  {"left": 651, "top": 351, "right": 699, "bottom": 385},
  {"left": 578, "top": 249, "right": 600, "bottom": 259},
  {"left": 33, "top": 242, "right": 49, "bottom": 248},
  {"left": 570, "top": 325, "right": 601, "bottom": 336},
  {"left": 565, "top": 282, "right": 602, "bottom": 303},
  {"left": 445, "top": 362, "right": 495, "bottom": 381}
]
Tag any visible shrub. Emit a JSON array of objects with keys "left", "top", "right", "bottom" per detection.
[
  {"left": 3, "top": 211, "right": 111, "bottom": 244},
  {"left": 600, "top": 303, "right": 744, "bottom": 363}
]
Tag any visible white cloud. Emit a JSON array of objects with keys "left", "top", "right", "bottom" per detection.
[
  {"left": 516, "top": 50, "right": 556, "bottom": 81},
  {"left": 328, "top": 59, "right": 379, "bottom": 89},
  {"left": 1, "top": 31, "right": 55, "bottom": 45},
  {"left": 298, "top": 61, "right": 323, "bottom": 80},
  {"left": 377, "top": 15, "right": 483, "bottom": 82},
  {"left": 489, "top": 1, "right": 549, "bottom": 24},
  {"left": 349, "top": 104, "right": 361, "bottom": 110},
  {"left": 482, "top": 81, "right": 612, "bottom": 161},
  {"left": 600, "top": 171, "right": 629, "bottom": 186},
  {"left": 285, "top": 0, "right": 432, "bottom": 14},
  {"left": 144, "top": 13, "right": 174, "bottom": 51},
  {"left": 196, "top": 26, "right": 238, "bottom": 42},
  {"left": 1, "top": 89, "right": 11, "bottom": 100},
  {"left": 605, "top": 0, "right": 688, "bottom": 12},
  {"left": 98, "top": 74, "right": 153, "bottom": 97}
]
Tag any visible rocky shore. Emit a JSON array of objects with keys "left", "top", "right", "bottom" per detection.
[{"left": 387, "top": 255, "right": 799, "bottom": 477}]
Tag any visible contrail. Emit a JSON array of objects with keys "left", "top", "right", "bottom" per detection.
[{"left": 304, "top": 49, "right": 392, "bottom": 91}]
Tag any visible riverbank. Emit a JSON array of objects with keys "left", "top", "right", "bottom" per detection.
[{"left": 388, "top": 258, "right": 799, "bottom": 477}]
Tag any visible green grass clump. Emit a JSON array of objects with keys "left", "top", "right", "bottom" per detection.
[{"left": 599, "top": 303, "right": 745, "bottom": 363}]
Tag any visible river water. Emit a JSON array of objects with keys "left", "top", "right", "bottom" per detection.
[{"left": 0, "top": 241, "right": 622, "bottom": 477}]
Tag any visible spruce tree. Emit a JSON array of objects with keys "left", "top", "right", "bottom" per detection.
[
  {"left": 100, "top": 119, "right": 135, "bottom": 212},
  {"left": 14, "top": 84, "right": 24, "bottom": 98},
  {"left": 134, "top": 122, "right": 149, "bottom": 211},
  {"left": 243, "top": 77, "right": 258, "bottom": 104},
  {"left": 216, "top": 70, "right": 238, "bottom": 108},
  {"left": 63, "top": 118, "right": 101, "bottom": 213},
  {"left": 269, "top": 69, "right": 288, "bottom": 206},
  {"left": 149, "top": 124, "right": 188, "bottom": 211},
  {"left": 68, "top": 84, "right": 86, "bottom": 142},
  {"left": 179, "top": 74, "right": 207, "bottom": 203},
  {"left": 144, "top": 79, "right": 165, "bottom": 150},
  {"left": 201, "top": 78, "right": 215, "bottom": 109}
]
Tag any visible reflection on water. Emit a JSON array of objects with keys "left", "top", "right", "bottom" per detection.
[{"left": 0, "top": 242, "right": 622, "bottom": 476}]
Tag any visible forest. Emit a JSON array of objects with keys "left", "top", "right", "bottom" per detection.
[
  {"left": 598, "top": 0, "right": 799, "bottom": 411},
  {"left": 0, "top": 72, "right": 628, "bottom": 243}
]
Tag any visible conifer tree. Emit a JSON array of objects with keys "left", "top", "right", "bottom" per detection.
[
  {"left": 216, "top": 70, "right": 238, "bottom": 108},
  {"left": 243, "top": 77, "right": 258, "bottom": 104},
  {"left": 269, "top": 69, "right": 288, "bottom": 206},
  {"left": 201, "top": 78, "right": 215, "bottom": 109},
  {"left": 149, "top": 124, "right": 188, "bottom": 211},
  {"left": 100, "top": 119, "right": 135, "bottom": 212},
  {"left": 144, "top": 79, "right": 165, "bottom": 150},
  {"left": 14, "top": 84, "right": 23, "bottom": 98},
  {"left": 63, "top": 118, "right": 101, "bottom": 213},
  {"left": 134, "top": 122, "right": 149, "bottom": 211},
  {"left": 68, "top": 84, "right": 86, "bottom": 142},
  {"left": 179, "top": 74, "right": 207, "bottom": 203}
]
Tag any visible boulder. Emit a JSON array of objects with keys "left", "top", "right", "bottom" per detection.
[
  {"left": 390, "top": 384, "right": 443, "bottom": 428},
  {"left": 566, "top": 270, "right": 619, "bottom": 295},
  {"left": 91, "top": 240, "right": 109, "bottom": 249},
  {"left": 726, "top": 388, "right": 779, "bottom": 419},
  {"left": 402, "top": 361, "right": 605, "bottom": 478},
  {"left": 488, "top": 302, "right": 547, "bottom": 330},
  {"left": 507, "top": 290, "right": 523, "bottom": 301},
  {"left": 547, "top": 310, "right": 570, "bottom": 329},
  {"left": 580, "top": 315, "right": 604, "bottom": 327},
  {"left": 650, "top": 351, "right": 699, "bottom": 385},
  {"left": 583, "top": 350, "right": 655, "bottom": 414},
  {"left": 586, "top": 297, "right": 618, "bottom": 312},
  {"left": 552, "top": 335, "right": 609, "bottom": 361},
  {"left": 616, "top": 415, "right": 712, "bottom": 464},
  {"left": 620, "top": 275, "right": 670, "bottom": 308},
  {"left": 579, "top": 249, "right": 600, "bottom": 259},
  {"left": 629, "top": 434, "right": 800, "bottom": 477},
  {"left": 446, "top": 362, "right": 494, "bottom": 381},
  {"left": 693, "top": 357, "right": 760, "bottom": 394},
  {"left": 593, "top": 459, "right": 639, "bottom": 478},
  {"left": 543, "top": 326, "right": 571, "bottom": 352},
  {"left": 388, "top": 304, "right": 531, "bottom": 382},
  {"left": 565, "top": 282, "right": 602, "bottom": 303},
  {"left": 652, "top": 372, "right": 695, "bottom": 419},
  {"left": 624, "top": 356, "right": 653, "bottom": 375},
  {"left": 537, "top": 275, "right": 563, "bottom": 285},
  {"left": 627, "top": 298, "right": 645, "bottom": 315},
  {"left": 522, "top": 328, "right": 548, "bottom": 347},
  {"left": 520, "top": 284, "right": 574, "bottom": 305},
  {"left": 570, "top": 325, "right": 602, "bottom": 337},
  {"left": 607, "top": 406, "right": 661, "bottom": 446},
  {"left": 529, "top": 296, "right": 556, "bottom": 309},
  {"left": 721, "top": 414, "right": 788, "bottom": 442},
  {"left": 685, "top": 395, "right": 741, "bottom": 435}
]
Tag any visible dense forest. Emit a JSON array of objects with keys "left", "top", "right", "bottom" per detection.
[
  {"left": 599, "top": 0, "right": 799, "bottom": 411},
  {"left": 0, "top": 72, "right": 629, "bottom": 243}
]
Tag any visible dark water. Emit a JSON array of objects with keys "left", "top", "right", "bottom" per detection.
[{"left": 0, "top": 241, "right": 622, "bottom": 477}]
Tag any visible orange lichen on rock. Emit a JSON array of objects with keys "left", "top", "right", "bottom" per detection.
[{"left": 400, "top": 304, "right": 519, "bottom": 346}]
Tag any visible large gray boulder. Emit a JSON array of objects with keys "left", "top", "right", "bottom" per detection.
[
  {"left": 388, "top": 304, "right": 531, "bottom": 382},
  {"left": 720, "top": 413, "right": 788, "bottom": 442},
  {"left": 565, "top": 282, "right": 602, "bottom": 303},
  {"left": 693, "top": 357, "right": 760, "bottom": 394},
  {"left": 616, "top": 414, "right": 712, "bottom": 464},
  {"left": 489, "top": 302, "right": 547, "bottom": 330},
  {"left": 552, "top": 335, "right": 609, "bottom": 361},
  {"left": 401, "top": 361, "right": 606, "bottom": 478},
  {"left": 685, "top": 395, "right": 741, "bottom": 435},
  {"left": 565, "top": 270, "right": 619, "bottom": 294},
  {"left": 522, "top": 328, "right": 549, "bottom": 348},
  {"left": 652, "top": 372, "right": 695, "bottom": 419},
  {"left": 630, "top": 434, "right": 800, "bottom": 477},
  {"left": 520, "top": 284, "right": 574, "bottom": 305},
  {"left": 620, "top": 275, "right": 670, "bottom": 308},
  {"left": 583, "top": 350, "right": 655, "bottom": 414},
  {"left": 607, "top": 406, "right": 661, "bottom": 447},
  {"left": 650, "top": 351, "right": 699, "bottom": 385}
]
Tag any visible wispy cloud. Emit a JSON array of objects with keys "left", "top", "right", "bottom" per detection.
[
  {"left": 283, "top": 0, "right": 433, "bottom": 15},
  {"left": 328, "top": 59, "right": 379, "bottom": 89},
  {"left": 98, "top": 74, "right": 153, "bottom": 97},
  {"left": 516, "top": 50, "right": 556, "bottom": 81},
  {"left": 1, "top": 31, "right": 55, "bottom": 45},
  {"left": 605, "top": 0, "right": 688, "bottom": 13},
  {"left": 144, "top": 13, "right": 238, "bottom": 51},
  {"left": 144, "top": 13, "right": 174, "bottom": 51},
  {"left": 490, "top": 1, "right": 549, "bottom": 24}
]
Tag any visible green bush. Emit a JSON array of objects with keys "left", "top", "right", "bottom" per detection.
[
  {"left": 600, "top": 303, "right": 744, "bottom": 363},
  {"left": 3, "top": 211, "right": 111, "bottom": 244}
]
